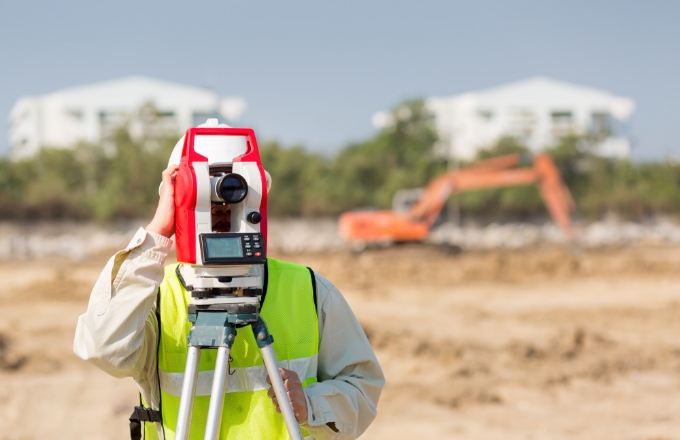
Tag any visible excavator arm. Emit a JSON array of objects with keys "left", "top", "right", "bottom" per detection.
[
  {"left": 339, "top": 153, "right": 575, "bottom": 245},
  {"left": 410, "top": 153, "right": 573, "bottom": 233}
]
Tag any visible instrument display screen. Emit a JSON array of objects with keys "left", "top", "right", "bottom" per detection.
[
  {"left": 204, "top": 236, "right": 243, "bottom": 258},
  {"left": 200, "top": 232, "right": 265, "bottom": 264}
]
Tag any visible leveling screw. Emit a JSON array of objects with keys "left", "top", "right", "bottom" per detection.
[{"left": 258, "top": 332, "right": 266, "bottom": 341}]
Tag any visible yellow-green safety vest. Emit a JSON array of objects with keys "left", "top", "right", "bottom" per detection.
[{"left": 143, "top": 258, "right": 319, "bottom": 440}]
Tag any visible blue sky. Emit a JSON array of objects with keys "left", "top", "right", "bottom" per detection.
[{"left": 1, "top": 1, "right": 678, "bottom": 159}]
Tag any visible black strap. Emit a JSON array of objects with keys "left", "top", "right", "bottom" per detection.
[
  {"left": 129, "top": 409, "right": 141, "bottom": 440},
  {"left": 129, "top": 406, "right": 162, "bottom": 440},
  {"left": 259, "top": 260, "right": 269, "bottom": 309},
  {"left": 156, "top": 287, "right": 166, "bottom": 439},
  {"left": 128, "top": 287, "right": 165, "bottom": 440},
  {"left": 307, "top": 267, "right": 318, "bottom": 313}
]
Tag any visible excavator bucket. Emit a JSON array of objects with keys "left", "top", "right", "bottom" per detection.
[{"left": 533, "top": 154, "right": 574, "bottom": 236}]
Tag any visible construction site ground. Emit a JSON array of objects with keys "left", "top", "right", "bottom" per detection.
[{"left": 1, "top": 244, "right": 679, "bottom": 440}]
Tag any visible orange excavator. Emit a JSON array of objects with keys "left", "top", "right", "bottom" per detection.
[{"left": 338, "top": 153, "right": 576, "bottom": 249}]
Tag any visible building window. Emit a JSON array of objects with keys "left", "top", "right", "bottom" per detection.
[
  {"left": 508, "top": 109, "right": 536, "bottom": 140},
  {"left": 590, "top": 112, "right": 611, "bottom": 138},
  {"left": 66, "top": 108, "right": 84, "bottom": 121},
  {"left": 551, "top": 111, "right": 574, "bottom": 138},
  {"left": 477, "top": 109, "right": 494, "bottom": 121},
  {"left": 99, "top": 110, "right": 129, "bottom": 139}
]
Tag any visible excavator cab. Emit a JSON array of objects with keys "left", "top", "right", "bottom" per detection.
[{"left": 392, "top": 188, "right": 425, "bottom": 214}]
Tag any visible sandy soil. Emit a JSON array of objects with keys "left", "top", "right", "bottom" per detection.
[{"left": 1, "top": 245, "right": 679, "bottom": 439}]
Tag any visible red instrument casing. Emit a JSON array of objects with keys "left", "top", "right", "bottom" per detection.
[{"left": 174, "top": 127, "right": 268, "bottom": 264}]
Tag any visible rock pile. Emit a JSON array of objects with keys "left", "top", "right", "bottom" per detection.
[
  {"left": 0, "top": 221, "right": 140, "bottom": 261},
  {"left": 3, "top": 218, "right": 680, "bottom": 261},
  {"left": 430, "top": 218, "right": 680, "bottom": 249}
]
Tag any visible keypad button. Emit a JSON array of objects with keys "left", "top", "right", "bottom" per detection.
[
  {"left": 246, "top": 252, "right": 253, "bottom": 256},
  {"left": 254, "top": 244, "right": 261, "bottom": 249},
  {"left": 253, "top": 236, "right": 260, "bottom": 241},
  {"left": 254, "top": 252, "right": 262, "bottom": 257},
  {"left": 243, "top": 236, "right": 251, "bottom": 241},
  {"left": 245, "top": 244, "right": 252, "bottom": 249}
]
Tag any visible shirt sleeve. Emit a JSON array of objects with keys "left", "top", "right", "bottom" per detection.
[
  {"left": 300, "top": 273, "right": 385, "bottom": 440},
  {"left": 73, "top": 227, "right": 172, "bottom": 401}
]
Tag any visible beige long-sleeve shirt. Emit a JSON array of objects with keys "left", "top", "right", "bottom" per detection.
[{"left": 73, "top": 228, "right": 384, "bottom": 439}]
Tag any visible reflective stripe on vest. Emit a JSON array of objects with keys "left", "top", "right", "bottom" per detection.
[
  {"left": 159, "top": 354, "right": 318, "bottom": 396},
  {"left": 155, "top": 258, "right": 319, "bottom": 440}
]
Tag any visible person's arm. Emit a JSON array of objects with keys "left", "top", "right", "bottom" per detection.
[
  {"left": 73, "top": 229, "right": 171, "bottom": 378},
  {"left": 73, "top": 166, "right": 178, "bottom": 406},
  {"left": 300, "top": 274, "right": 385, "bottom": 439}
]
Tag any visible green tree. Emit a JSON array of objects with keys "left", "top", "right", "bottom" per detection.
[
  {"left": 89, "top": 128, "right": 175, "bottom": 220},
  {"left": 259, "top": 142, "right": 331, "bottom": 216},
  {"left": 327, "top": 100, "right": 445, "bottom": 212},
  {"left": 5, "top": 100, "right": 680, "bottom": 223},
  {"left": 0, "top": 123, "right": 176, "bottom": 220}
]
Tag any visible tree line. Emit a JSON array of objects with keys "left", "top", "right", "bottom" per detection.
[{"left": 1, "top": 100, "right": 680, "bottom": 222}]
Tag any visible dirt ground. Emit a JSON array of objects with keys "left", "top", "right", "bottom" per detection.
[{"left": 1, "top": 244, "right": 679, "bottom": 439}]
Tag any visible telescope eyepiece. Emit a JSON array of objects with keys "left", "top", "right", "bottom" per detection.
[{"left": 216, "top": 173, "right": 248, "bottom": 204}]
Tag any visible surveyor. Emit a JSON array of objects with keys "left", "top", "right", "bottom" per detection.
[{"left": 73, "top": 128, "right": 385, "bottom": 439}]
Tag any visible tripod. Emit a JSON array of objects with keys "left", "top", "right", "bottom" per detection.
[{"left": 174, "top": 296, "right": 304, "bottom": 440}]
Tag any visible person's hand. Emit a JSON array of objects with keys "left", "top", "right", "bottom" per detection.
[
  {"left": 146, "top": 165, "right": 179, "bottom": 238},
  {"left": 266, "top": 368, "right": 308, "bottom": 423}
]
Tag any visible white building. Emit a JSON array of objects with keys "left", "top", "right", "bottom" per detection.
[
  {"left": 373, "top": 77, "right": 636, "bottom": 160},
  {"left": 8, "top": 76, "right": 246, "bottom": 159}
]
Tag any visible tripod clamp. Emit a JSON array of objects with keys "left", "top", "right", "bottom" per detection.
[
  {"left": 252, "top": 318, "right": 275, "bottom": 347},
  {"left": 186, "top": 303, "right": 258, "bottom": 348}
]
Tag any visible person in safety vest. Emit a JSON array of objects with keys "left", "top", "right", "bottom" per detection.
[{"left": 73, "top": 125, "right": 385, "bottom": 440}]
